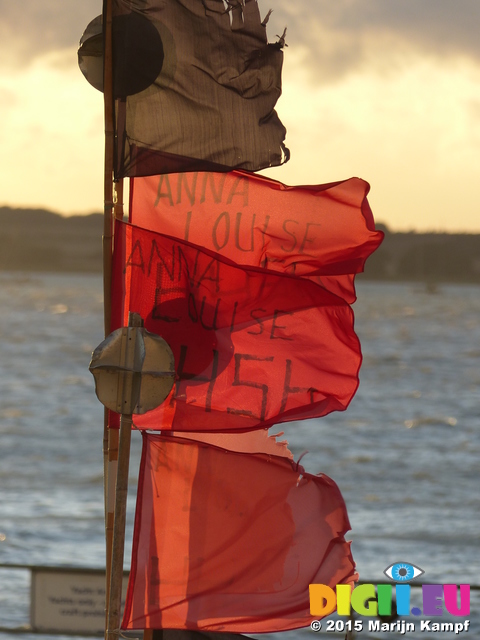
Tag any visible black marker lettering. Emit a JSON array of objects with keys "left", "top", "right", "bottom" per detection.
[
  {"left": 176, "top": 172, "right": 198, "bottom": 205},
  {"left": 299, "top": 222, "right": 322, "bottom": 254},
  {"left": 212, "top": 212, "right": 230, "bottom": 250},
  {"left": 152, "top": 285, "right": 181, "bottom": 322},
  {"left": 177, "top": 245, "right": 194, "bottom": 287},
  {"left": 281, "top": 219, "right": 298, "bottom": 252},
  {"left": 148, "top": 240, "right": 175, "bottom": 280},
  {"left": 154, "top": 174, "right": 174, "bottom": 207},
  {"left": 259, "top": 215, "right": 271, "bottom": 251},
  {"left": 235, "top": 212, "right": 255, "bottom": 252},
  {"left": 199, "top": 296, "right": 220, "bottom": 331},
  {"left": 230, "top": 301, "right": 238, "bottom": 332},
  {"left": 227, "top": 353, "right": 274, "bottom": 421},
  {"left": 280, "top": 359, "right": 319, "bottom": 412},
  {"left": 270, "top": 310, "right": 294, "bottom": 340},
  {"left": 125, "top": 239, "right": 145, "bottom": 273},
  {"left": 196, "top": 257, "right": 221, "bottom": 294},
  {"left": 200, "top": 172, "right": 227, "bottom": 204},
  {"left": 247, "top": 308, "right": 266, "bottom": 335},
  {"left": 183, "top": 210, "right": 192, "bottom": 241},
  {"left": 227, "top": 175, "right": 249, "bottom": 206},
  {"left": 174, "top": 345, "right": 219, "bottom": 412}
]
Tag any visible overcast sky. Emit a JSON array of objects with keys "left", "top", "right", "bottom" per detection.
[{"left": 1, "top": 0, "right": 480, "bottom": 231}]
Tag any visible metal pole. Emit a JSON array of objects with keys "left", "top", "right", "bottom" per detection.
[
  {"left": 105, "top": 180, "right": 124, "bottom": 627},
  {"left": 101, "top": 0, "right": 116, "bottom": 636},
  {"left": 102, "top": 0, "right": 114, "bottom": 339},
  {"left": 105, "top": 414, "right": 132, "bottom": 640},
  {"left": 105, "top": 313, "right": 143, "bottom": 640}
]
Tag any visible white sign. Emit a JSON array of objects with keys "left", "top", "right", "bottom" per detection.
[{"left": 31, "top": 568, "right": 129, "bottom": 635}]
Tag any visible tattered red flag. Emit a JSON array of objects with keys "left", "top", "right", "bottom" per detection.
[
  {"left": 129, "top": 171, "right": 383, "bottom": 303},
  {"left": 111, "top": 219, "right": 363, "bottom": 432},
  {"left": 121, "top": 433, "right": 357, "bottom": 633}
]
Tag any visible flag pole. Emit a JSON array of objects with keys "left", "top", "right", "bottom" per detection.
[
  {"left": 89, "top": 312, "right": 145, "bottom": 640},
  {"left": 102, "top": 2, "right": 114, "bottom": 333},
  {"left": 106, "top": 317, "right": 139, "bottom": 640},
  {"left": 101, "top": 0, "right": 120, "bottom": 636}
]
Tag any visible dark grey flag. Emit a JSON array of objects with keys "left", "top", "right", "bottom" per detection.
[{"left": 110, "top": 0, "right": 289, "bottom": 177}]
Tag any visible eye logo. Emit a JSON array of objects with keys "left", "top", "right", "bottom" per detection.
[{"left": 384, "top": 562, "right": 424, "bottom": 582}]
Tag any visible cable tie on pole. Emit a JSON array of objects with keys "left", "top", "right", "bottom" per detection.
[
  {"left": 120, "top": 631, "right": 140, "bottom": 640},
  {"left": 106, "top": 628, "right": 140, "bottom": 640}
]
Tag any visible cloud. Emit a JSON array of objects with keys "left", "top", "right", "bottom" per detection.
[
  {"left": 0, "top": 0, "right": 100, "bottom": 67},
  {"left": 0, "top": 48, "right": 104, "bottom": 213},
  {"left": 3, "top": 0, "right": 480, "bottom": 78},
  {"left": 2, "top": 0, "right": 480, "bottom": 231},
  {"left": 261, "top": 0, "right": 480, "bottom": 81}
]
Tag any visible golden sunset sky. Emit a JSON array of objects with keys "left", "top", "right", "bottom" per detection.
[{"left": 1, "top": 0, "right": 479, "bottom": 232}]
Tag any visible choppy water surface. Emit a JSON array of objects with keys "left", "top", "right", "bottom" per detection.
[{"left": 0, "top": 274, "right": 479, "bottom": 639}]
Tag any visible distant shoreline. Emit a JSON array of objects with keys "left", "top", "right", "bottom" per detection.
[{"left": 1, "top": 206, "right": 479, "bottom": 284}]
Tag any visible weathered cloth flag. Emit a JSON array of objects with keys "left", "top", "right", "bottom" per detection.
[
  {"left": 111, "top": 219, "right": 364, "bottom": 432},
  {"left": 111, "top": 0, "right": 288, "bottom": 178},
  {"left": 121, "top": 433, "right": 357, "bottom": 633},
  {"left": 129, "top": 171, "right": 383, "bottom": 303}
]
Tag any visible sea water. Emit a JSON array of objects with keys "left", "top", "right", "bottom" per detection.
[{"left": 0, "top": 273, "right": 479, "bottom": 639}]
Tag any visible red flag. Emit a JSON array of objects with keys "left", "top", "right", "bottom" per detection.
[
  {"left": 111, "top": 219, "right": 363, "bottom": 432},
  {"left": 129, "top": 171, "right": 383, "bottom": 303},
  {"left": 121, "top": 433, "right": 357, "bottom": 633}
]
